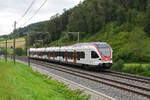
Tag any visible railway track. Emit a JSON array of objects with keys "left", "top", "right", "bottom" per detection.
[
  {"left": 104, "top": 70, "right": 150, "bottom": 84},
  {"left": 16, "top": 56, "right": 150, "bottom": 99}
]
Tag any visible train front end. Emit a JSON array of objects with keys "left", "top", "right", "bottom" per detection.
[{"left": 94, "top": 42, "right": 113, "bottom": 69}]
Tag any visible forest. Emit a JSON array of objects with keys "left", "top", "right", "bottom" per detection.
[{"left": 1, "top": 0, "right": 150, "bottom": 62}]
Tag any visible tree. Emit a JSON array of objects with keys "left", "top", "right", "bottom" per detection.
[
  {"left": 144, "top": 0, "right": 150, "bottom": 36},
  {"left": 16, "top": 48, "right": 23, "bottom": 56},
  {"left": 0, "top": 48, "right": 6, "bottom": 55},
  {"left": 115, "top": 7, "right": 127, "bottom": 25},
  {"left": 127, "top": 28, "right": 147, "bottom": 62},
  {"left": 67, "top": 6, "right": 87, "bottom": 33}
]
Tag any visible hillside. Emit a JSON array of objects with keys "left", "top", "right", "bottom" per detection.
[
  {"left": 1, "top": 0, "right": 150, "bottom": 62},
  {"left": 0, "top": 21, "right": 48, "bottom": 40},
  {"left": 48, "top": 0, "right": 150, "bottom": 62}
]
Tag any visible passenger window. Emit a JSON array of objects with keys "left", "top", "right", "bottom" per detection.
[
  {"left": 91, "top": 51, "right": 99, "bottom": 58},
  {"left": 77, "top": 52, "right": 85, "bottom": 59},
  {"left": 68, "top": 52, "right": 73, "bottom": 59}
]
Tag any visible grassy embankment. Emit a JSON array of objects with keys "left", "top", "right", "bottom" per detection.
[
  {"left": 0, "top": 59, "right": 90, "bottom": 100},
  {"left": 111, "top": 60, "right": 150, "bottom": 77}
]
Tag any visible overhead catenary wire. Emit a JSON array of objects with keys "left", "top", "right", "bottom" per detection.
[
  {"left": 17, "top": 0, "right": 37, "bottom": 24},
  {"left": 22, "top": 0, "right": 48, "bottom": 27}
]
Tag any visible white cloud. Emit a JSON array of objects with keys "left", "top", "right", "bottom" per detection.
[{"left": 0, "top": 0, "right": 83, "bottom": 35}]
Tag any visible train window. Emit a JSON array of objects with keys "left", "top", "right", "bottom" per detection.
[
  {"left": 46, "top": 52, "right": 49, "bottom": 55},
  {"left": 68, "top": 52, "right": 73, "bottom": 59},
  {"left": 68, "top": 52, "right": 70, "bottom": 59},
  {"left": 38, "top": 52, "right": 39, "bottom": 56},
  {"left": 71, "top": 52, "right": 73, "bottom": 59},
  {"left": 37, "top": 52, "right": 39, "bottom": 56},
  {"left": 60, "top": 52, "right": 65, "bottom": 58},
  {"left": 91, "top": 51, "right": 99, "bottom": 58},
  {"left": 60, "top": 52, "right": 63, "bottom": 57},
  {"left": 41, "top": 52, "right": 43, "bottom": 56},
  {"left": 80, "top": 52, "right": 85, "bottom": 58},
  {"left": 64, "top": 52, "right": 66, "bottom": 57},
  {"left": 70, "top": 52, "right": 73, "bottom": 59},
  {"left": 49, "top": 52, "right": 52, "bottom": 56},
  {"left": 39, "top": 52, "right": 42, "bottom": 56},
  {"left": 43, "top": 52, "right": 47, "bottom": 55},
  {"left": 77, "top": 52, "right": 80, "bottom": 60},
  {"left": 53, "top": 52, "right": 55, "bottom": 57},
  {"left": 77, "top": 52, "right": 85, "bottom": 60},
  {"left": 62, "top": 52, "right": 64, "bottom": 57},
  {"left": 57, "top": 52, "right": 59, "bottom": 57},
  {"left": 68, "top": 52, "right": 71, "bottom": 59},
  {"left": 43, "top": 52, "right": 45, "bottom": 55},
  {"left": 55, "top": 52, "right": 58, "bottom": 57},
  {"left": 55, "top": 52, "right": 57, "bottom": 57}
]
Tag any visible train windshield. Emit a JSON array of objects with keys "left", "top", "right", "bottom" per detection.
[{"left": 96, "top": 44, "right": 111, "bottom": 57}]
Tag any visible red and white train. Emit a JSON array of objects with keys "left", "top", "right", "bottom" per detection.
[{"left": 29, "top": 42, "right": 113, "bottom": 69}]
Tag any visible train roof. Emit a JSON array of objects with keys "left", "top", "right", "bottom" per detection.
[
  {"left": 30, "top": 42, "right": 110, "bottom": 52},
  {"left": 72, "top": 42, "right": 107, "bottom": 47}
]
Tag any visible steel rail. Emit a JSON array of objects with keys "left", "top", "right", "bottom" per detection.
[
  {"left": 30, "top": 59, "right": 150, "bottom": 99},
  {"left": 105, "top": 70, "right": 150, "bottom": 84},
  {"left": 15, "top": 56, "right": 150, "bottom": 98}
]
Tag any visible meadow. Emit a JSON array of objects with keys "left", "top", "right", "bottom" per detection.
[
  {"left": 111, "top": 60, "right": 150, "bottom": 77},
  {"left": 0, "top": 38, "right": 25, "bottom": 48},
  {"left": 0, "top": 59, "right": 89, "bottom": 100}
]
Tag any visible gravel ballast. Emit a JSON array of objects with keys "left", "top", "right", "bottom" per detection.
[{"left": 17, "top": 60, "right": 149, "bottom": 100}]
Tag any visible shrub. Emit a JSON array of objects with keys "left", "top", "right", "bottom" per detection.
[
  {"left": 122, "top": 64, "right": 146, "bottom": 75},
  {"left": 145, "top": 65, "right": 150, "bottom": 71},
  {"left": 135, "top": 65, "right": 144, "bottom": 73},
  {"left": 141, "top": 71, "right": 150, "bottom": 77},
  {"left": 0, "top": 48, "right": 6, "bottom": 55},
  {"left": 111, "top": 59, "right": 124, "bottom": 71},
  {"left": 16, "top": 48, "right": 23, "bottom": 56},
  {"left": 35, "top": 42, "right": 42, "bottom": 48}
]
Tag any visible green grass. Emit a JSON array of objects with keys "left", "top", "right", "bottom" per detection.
[
  {"left": 124, "top": 63, "right": 150, "bottom": 68},
  {"left": 0, "top": 59, "right": 90, "bottom": 100},
  {"left": 111, "top": 60, "right": 150, "bottom": 77},
  {"left": 123, "top": 63, "right": 150, "bottom": 77}
]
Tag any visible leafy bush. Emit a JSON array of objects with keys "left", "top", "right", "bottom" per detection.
[
  {"left": 0, "top": 48, "right": 6, "bottom": 55},
  {"left": 141, "top": 71, "right": 150, "bottom": 77},
  {"left": 135, "top": 65, "right": 144, "bottom": 73},
  {"left": 111, "top": 59, "right": 124, "bottom": 71},
  {"left": 16, "top": 48, "right": 23, "bottom": 56},
  {"left": 123, "top": 65, "right": 144, "bottom": 74},
  {"left": 35, "top": 42, "right": 42, "bottom": 48}
]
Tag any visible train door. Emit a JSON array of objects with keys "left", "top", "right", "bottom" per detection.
[
  {"left": 73, "top": 51, "right": 77, "bottom": 63},
  {"left": 53, "top": 51, "right": 55, "bottom": 60},
  {"left": 65, "top": 51, "right": 68, "bottom": 63},
  {"left": 48, "top": 52, "right": 50, "bottom": 60}
]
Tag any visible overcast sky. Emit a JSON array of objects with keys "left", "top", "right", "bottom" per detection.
[{"left": 0, "top": 0, "right": 83, "bottom": 36}]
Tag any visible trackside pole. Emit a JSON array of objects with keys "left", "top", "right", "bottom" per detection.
[
  {"left": 5, "top": 40, "right": 7, "bottom": 62},
  {"left": 27, "top": 32, "right": 30, "bottom": 67},
  {"left": 13, "top": 21, "right": 16, "bottom": 65},
  {"left": 28, "top": 49, "right": 30, "bottom": 67}
]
